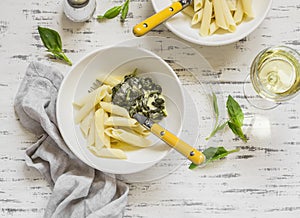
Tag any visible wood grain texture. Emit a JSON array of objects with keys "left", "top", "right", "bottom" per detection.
[{"left": 0, "top": 0, "right": 299, "bottom": 217}]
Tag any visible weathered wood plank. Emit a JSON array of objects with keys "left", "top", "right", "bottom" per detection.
[{"left": 0, "top": 0, "right": 299, "bottom": 217}]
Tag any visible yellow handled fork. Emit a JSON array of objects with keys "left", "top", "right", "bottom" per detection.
[
  {"left": 133, "top": 113, "right": 205, "bottom": 165},
  {"left": 133, "top": 0, "right": 193, "bottom": 37}
]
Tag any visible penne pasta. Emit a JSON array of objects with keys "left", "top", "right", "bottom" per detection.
[
  {"left": 209, "top": 20, "right": 219, "bottom": 35},
  {"left": 241, "top": 0, "right": 254, "bottom": 18},
  {"left": 111, "top": 141, "right": 141, "bottom": 152},
  {"left": 221, "top": 0, "right": 236, "bottom": 32},
  {"left": 226, "top": 0, "right": 237, "bottom": 11},
  {"left": 80, "top": 110, "right": 93, "bottom": 137},
  {"left": 182, "top": 5, "right": 195, "bottom": 18},
  {"left": 104, "top": 116, "right": 138, "bottom": 127},
  {"left": 87, "top": 115, "right": 95, "bottom": 146},
  {"left": 96, "top": 75, "right": 123, "bottom": 87},
  {"left": 88, "top": 146, "right": 127, "bottom": 159},
  {"left": 95, "top": 108, "right": 110, "bottom": 148},
  {"left": 194, "top": 0, "right": 204, "bottom": 12},
  {"left": 74, "top": 85, "right": 110, "bottom": 123},
  {"left": 233, "top": 0, "right": 244, "bottom": 24},
  {"left": 99, "top": 102, "right": 130, "bottom": 118},
  {"left": 200, "top": 0, "right": 213, "bottom": 36},
  {"left": 131, "top": 124, "right": 150, "bottom": 137},
  {"left": 103, "top": 91, "right": 112, "bottom": 102},
  {"left": 73, "top": 85, "right": 110, "bottom": 108},
  {"left": 213, "top": 0, "right": 227, "bottom": 30},
  {"left": 184, "top": 0, "right": 254, "bottom": 36},
  {"left": 191, "top": 9, "right": 203, "bottom": 26},
  {"left": 105, "top": 127, "right": 152, "bottom": 147}
]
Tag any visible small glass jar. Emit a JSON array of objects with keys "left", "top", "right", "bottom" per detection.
[{"left": 63, "top": 0, "right": 96, "bottom": 22}]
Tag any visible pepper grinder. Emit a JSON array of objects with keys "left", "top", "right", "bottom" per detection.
[{"left": 63, "top": 0, "right": 96, "bottom": 22}]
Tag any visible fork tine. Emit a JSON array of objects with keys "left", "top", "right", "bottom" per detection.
[{"left": 88, "top": 80, "right": 102, "bottom": 93}]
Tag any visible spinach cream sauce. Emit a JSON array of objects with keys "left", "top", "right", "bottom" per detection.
[{"left": 112, "top": 72, "right": 167, "bottom": 122}]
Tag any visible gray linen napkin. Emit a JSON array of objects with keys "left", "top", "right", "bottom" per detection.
[{"left": 14, "top": 61, "right": 129, "bottom": 218}]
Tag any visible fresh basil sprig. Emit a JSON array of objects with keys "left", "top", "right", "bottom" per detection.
[
  {"left": 205, "top": 93, "right": 228, "bottom": 140},
  {"left": 189, "top": 146, "right": 240, "bottom": 169},
  {"left": 38, "top": 26, "right": 72, "bottom": 66},
  {"left": 206, "top": 94, "right": 247, "bottom": 142},
  {"left": 97, "top": 0, "right": 130, "bottom": 22},
  {"left": 121, "top": 0, "right": 130, "bottom": 21},
  {"left": 226, "top": 95, "right": 247, "bottom": 142}
]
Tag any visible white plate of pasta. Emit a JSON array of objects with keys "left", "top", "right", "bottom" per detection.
[
  {"left": 57, "top": 45, "right": 185, "bottom": 174},
  {"left": 151, "top": 0, "right": 272, "bottom": 46}
]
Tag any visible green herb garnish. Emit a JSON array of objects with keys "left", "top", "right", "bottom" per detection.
[
  {"left": 226, "top": 95, "right": 247, "bottom": 142},
  {"left": 38, "top": 26, "right": 72, "bottom": 66},
  {"left": 97, "top": 0, "right": 130, "bottom": 22},
  {"left": 205, "top": 93, "right": 228, "bottom": 140},
  {"left": 206, "top": 94, "right": 247, "bottom": 142},
  {"left": 189, "top": 146, "right": 240, "bottom": 169}
]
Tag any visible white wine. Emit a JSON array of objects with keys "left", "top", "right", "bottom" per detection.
[{"left": 251, "top": 46, "right": 300, "bottom": 102}]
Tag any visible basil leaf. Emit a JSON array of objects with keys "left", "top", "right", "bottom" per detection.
[
  {"left": 121, "top": 0, "right": 130, "bottom": 21},
  {"left": 206, "top": 93, "right": 224, "bottom": 140},
  {"left": 52, "top": 51, "right": 73, "bottom": 66},
  {"left": 226, "top": 95, "right": 244, "bottom": 127},
  {"left": 189, "top": 146, "right": 240, "bottom": 169},
  {"left": 38, "top": 26, "right": 62, "bottom": 52},
  {"left": 189, "top": 163, "right": 198, "bottom": 170},
  {"left": 98, "top": 5, "right": 123, "bottom": 19},
  {"left": 205, "top": 146, "right": 240, "bottom": 163},
  {"left": 212, "top": 93, "right": 219, "bottom": 118},
  {"left": 38, "top": 26, "right": 72, "bottom": 66},
  {"left": 205, "top": 121, "right": 228, "bottom": 140},
  {"left": 228, "top": 122, "right": 247, "bottom": 142}
]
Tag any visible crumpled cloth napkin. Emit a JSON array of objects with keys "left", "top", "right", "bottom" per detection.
[{"left": 14, "top": 61, "right": 129, "bottom": 218}]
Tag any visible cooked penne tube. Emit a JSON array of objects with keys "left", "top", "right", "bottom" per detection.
[
  {"left": 221, "top": 0, "right": 236, "bottom": 32},
  {"left": 104, "top": 116, "right": 138, "bottom": 127},
  {"left": 105, "top": 127, "right": 152, "bottom": 147},
  {"left": 200, "top": 0, "right": 213, "bottom": 36},
  {"left": 73, "top": 85, "right": 109, "bottom": 108},
  {"left": 182, "top": 5, "right": 195, "bottom": 18},
  {"left": 226, "top": 0, "right": 237, "bottom": 11},
  {"left": 111, "top": 141, "right": 141, "bottom": 152},
  {"left": 87, "top": 115, "right": 95, "bottom": 146},
  {"left": 212, "top": 0, "right": 227, "bottom": 30},
  {"left": 80, "top": 110, "right": 93, "bottom": 137},
  {"left": 88, "top": 146, "right": 127, "bottom": 159},
  {"left": 74, "top": 86, "right": 110, "bottom": 123},
  {"left": 100, "top": 102, "right": 130, "bottom": 118},
  {"left": 103, "top": 91, "right": 112, "bottom": 102},
  {"left": 209, "top": 20, "right": 219, "bottom": 35},
  {"left": 95, "top": 108, "right": 110, "bottom": 148},
  {"left": 96, "top": 75, "right": 123, "bottom": 87},
  {"left": 131, "top": 124, "right": 150, "bottom": 136},
  {"left": 241, "top": 0, "right": 254, "bottom": 18},
  {"left": 194, "top": 0, "right": 204, "bottom": 12},
  {"left": 233, "top": 0, "right": 244, "bottom": 24},
  {"left": 191, "top": 9, "right": 203, "bottom": 26}
]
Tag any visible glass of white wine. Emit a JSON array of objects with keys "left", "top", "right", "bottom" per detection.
[{"left": 244, "top": 46, "right": 300, "bottom": 109}]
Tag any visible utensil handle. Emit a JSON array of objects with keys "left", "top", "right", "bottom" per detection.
[
  {"left": 151, "top": 123, "right": 205, "bottom": 165},
  {"left": 133, "top": 1, "right": 184, "bottom": 37}
]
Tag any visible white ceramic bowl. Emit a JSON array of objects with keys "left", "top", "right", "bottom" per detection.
[
  {"left": 57, "top": 46, "right": 185, "bottom": 174},
  {"left": 151, "top": 0, "right": 273, "bottom": 46}
]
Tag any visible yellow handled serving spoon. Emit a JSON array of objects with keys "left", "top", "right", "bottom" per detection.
[
  {"left": 133, "top": 113, "right": 205, "bottom": 165},
  {"left": 133, "top": 0, "right": 192, "bottom": 37}
]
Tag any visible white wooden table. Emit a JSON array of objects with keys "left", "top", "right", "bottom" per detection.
[{"left": 0, "top": 0, "right": 299, "bottom": 217}]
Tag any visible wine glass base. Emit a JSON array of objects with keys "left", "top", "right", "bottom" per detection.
[{"left": 243, "top": 75, "right": 281, "bottom": 110}]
